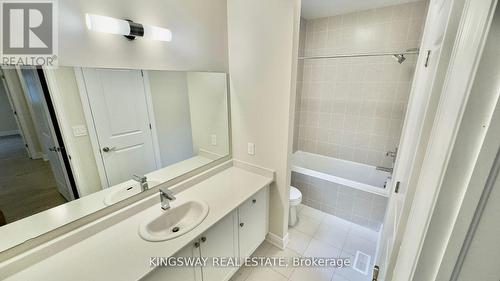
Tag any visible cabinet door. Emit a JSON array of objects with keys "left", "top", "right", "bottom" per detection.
[
  {"left": 238, "top": 187, "right": 269, "bottom": 258},
  {"left": 199, "top": 210, "right": 239, "bottom": 281},
  {"left": 140, "top": 242, "right": 202, "bottom": 281}
]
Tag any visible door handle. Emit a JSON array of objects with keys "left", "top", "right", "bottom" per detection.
[
  {"left": 239, "top": 222, "right": 244, "bottom": 228},
  {"left": 48, "top": 147, "right": 60, "bottom": 152},
  {"left": 102, "top": 147, "right": 116, "bottom": 152}
]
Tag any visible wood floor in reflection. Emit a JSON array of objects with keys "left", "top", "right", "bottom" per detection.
[{"left": 0, "top": 135, "right": 66, "bottom": 224}]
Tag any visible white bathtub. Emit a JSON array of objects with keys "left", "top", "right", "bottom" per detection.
[{"left": 291, "top": 151, "right": 391, "bottom": 197}]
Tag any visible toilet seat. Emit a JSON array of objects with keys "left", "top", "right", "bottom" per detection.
[{"left": 289, "top": 186, "right": 302, "bottom": 205}]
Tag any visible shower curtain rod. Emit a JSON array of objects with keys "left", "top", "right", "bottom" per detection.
[{"left": 298, "top": 50, "right": 420, "bottom": 60}]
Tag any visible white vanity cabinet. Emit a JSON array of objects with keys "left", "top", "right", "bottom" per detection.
[
  {"left": 141, "top": 186, "right": 269, "bottom": 281},
  {"left": 142, "top": 211, "right": 238, "bottom": 281},
  {"left": 237, "top": 187, "right": 269, "bottom": 258}
]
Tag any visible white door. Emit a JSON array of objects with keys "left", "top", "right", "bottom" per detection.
[
  {"left": 375, "top": 0, "right": 454, "bottom": 279},
  {"left": 18, "top": 68, "right": 74, "bottom": 201},
  {"left": 81, "top": 69, "right": 157, "bottom": 187}
]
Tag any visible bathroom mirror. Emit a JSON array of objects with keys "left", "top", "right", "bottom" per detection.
[{"left": 0, "top": 66, "right": 230, "bottom": 251}]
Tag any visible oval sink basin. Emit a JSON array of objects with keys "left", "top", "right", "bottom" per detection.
[
  {"left": 139, "top": 200, "right": 209, "bottom": 242},
  {"left": 103, "top": 180, "right": 161, "bottom": 206}
]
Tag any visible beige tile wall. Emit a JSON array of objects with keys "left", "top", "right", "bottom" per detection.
[
  {"left": 294, "top": 1, "right": 428, "bottom": 167},
  {"left": 291, "top": 171, "right": 387, "bottom": 231}
]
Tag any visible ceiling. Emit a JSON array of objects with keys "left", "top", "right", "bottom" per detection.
[{"left": 301, "top": 0, "right": 423, "bottom": 20}]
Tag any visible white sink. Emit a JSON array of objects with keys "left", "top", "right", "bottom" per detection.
[
  {"left": 139, "top": 200, "right": 209, "bottom": 242},
  {"left": 103, "top": 180, "right": 161, "bottom": 206}
]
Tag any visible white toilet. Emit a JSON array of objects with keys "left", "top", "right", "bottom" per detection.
[{"left": 288, "top": 186, "right": 303, "bottom": 227}]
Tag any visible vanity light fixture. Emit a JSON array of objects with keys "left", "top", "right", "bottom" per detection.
[{"left": 85, "top": 14, "right": 172, "bottom": 42}]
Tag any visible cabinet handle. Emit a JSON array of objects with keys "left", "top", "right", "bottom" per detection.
[
  {"left": 201, "top": 237, "right": 207, "bottom": 243},
  {"left": 239, "top": 222, "right": 244, "bottom": 227},
  {"left": 252, "top": 199, "right": 256, "bottom": 204},
  {"left": 194, "top": 242, "right": 200, "bottom": 248}
]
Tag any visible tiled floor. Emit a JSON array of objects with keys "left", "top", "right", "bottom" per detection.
[{"left": 230, "top": 204, "right": 379, "bottom": 281}]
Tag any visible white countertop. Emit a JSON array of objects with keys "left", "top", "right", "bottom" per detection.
[
  {"left": 0, "top": 155, "right": 213, "bottom": 253},
  {"left": 1, "top": 165, "right": 273, "bottom": 281}
]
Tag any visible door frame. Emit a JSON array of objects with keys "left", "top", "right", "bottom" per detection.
[
  {"left": 14, "top": 66, "right": 79, "bottom": 200},
  {"left": 16, "top": 68, "right": 49, "bottom": 160},
  {"left": 389, "top": 0, "right": 498, "bottom": 279},
  {"left": 0, "top": 68, "right": 33, "bottom": 158},
  {"left": 73, "top": 67, "right": 162, "bottom": 189}
]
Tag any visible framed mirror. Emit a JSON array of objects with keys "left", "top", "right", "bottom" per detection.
[{"left": 0, "top": 66, "right": 230, "bottom": 252}]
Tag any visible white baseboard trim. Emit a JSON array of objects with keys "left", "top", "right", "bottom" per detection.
[
  {"left": 266, "top": 232, "right": 289, "bottom": 250},
  {"left": 0, "top": 130, "right": 19, "bottom": 137}
]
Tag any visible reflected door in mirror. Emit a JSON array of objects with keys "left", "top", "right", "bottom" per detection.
[{"left": 81, "top": 69, "right": 158, "bottom": 186}]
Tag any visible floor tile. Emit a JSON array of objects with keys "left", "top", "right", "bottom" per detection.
[
  {"left": 349, "top": 223, "right": 379, "bottom": 245},
  {"left": 323, "top": 213, "right": 352, "bottom": 232},
  {"left": 299, "top": 204, "right": 327, "bottom": 221},
  {"left": 245, "top": 267, "right": 288, "bottom": 281},
  {"left": 287, "top": 229, "right": 313, "bottom": 255},
  {"left": 229, "top": 266, "right": 253, "bottom": 281},
  {"left": 314, "top": 222, "right": 349, "bottom": 249},
  {"left": 265, "top": 246, "right": 301, "bottom": 278},
  {"left": 342, "top": 234, "right": 377, "bottom": 257},
  {"left": 289, "top": 266, "right": 335, "bottom": 281},
  {"left": 334, "top": 251, "right": 372, "bottom": 281},
  {"left": 331, "top": 274, "right": 350, "bottom": 281},
  {"left": 293, "top": 212, "right": 323, "bottom": 236},
  {"left": 303, "top": 239, "right": 342, "bottom": 259},
  {"left": 252, "top": 241, "right": 272, "bottom": 257}
]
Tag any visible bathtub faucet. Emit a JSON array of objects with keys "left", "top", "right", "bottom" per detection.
[{"left": 376, "top": 166, "right": 393, "bottom": 173}]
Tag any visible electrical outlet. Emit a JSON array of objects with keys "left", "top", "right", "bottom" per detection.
[
  {"left": 211, "top": 134, "right": 217, "bottom": 146},
  {"left": 247, "top": 143, "right": 255, "bottom": 156}
]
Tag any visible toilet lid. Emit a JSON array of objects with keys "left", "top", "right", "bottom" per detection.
[{"left": 290, "top": 186, "right": 302, "bottom": 201}]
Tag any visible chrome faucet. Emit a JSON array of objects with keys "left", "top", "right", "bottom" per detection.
[
  {"left": 159, "top": 187, "right": 176, "bottom": 210},
  {"left": 132, "top": 174, "right": 148, "bottom": 192}
]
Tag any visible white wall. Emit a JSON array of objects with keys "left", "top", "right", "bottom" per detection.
[
  {"left": 147, "top": 71, "right": 194, "bottom": 167},
  {"left": 227, "top": 0, "right": 301, "bottom": 239},
  {"left": 58, "top": 0, "right": 228, "bottom": 72},
  {"left": 0, "top": 78, "right": 18, "bottom": 135},
  {"left": 187, "top": 72, "right": 229, "bottom": 157},
  {"left": 49, "top": 67, "right": 102, "bottom": 196}
]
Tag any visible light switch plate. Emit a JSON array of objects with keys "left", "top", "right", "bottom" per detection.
[
  {"left": 247, "top": 143, "right": 255, "bottom": 156},
  {"left": 211, "top": 134, "right": 217, "bottom": 146},
  {"left": 72, "top": 125, "right": 88, "bottom": 137}
]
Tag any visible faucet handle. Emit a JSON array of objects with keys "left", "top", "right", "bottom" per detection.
[{"left": 132, "top": 174, "right": 147, "bottom": 183}]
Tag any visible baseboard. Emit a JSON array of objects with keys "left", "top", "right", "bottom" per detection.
[
  {"left": 0, "top": 130, "right": 19, "bottom": 137},
  {"left": 266, "top": 232, "right": 289, "bottom": 250}
]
